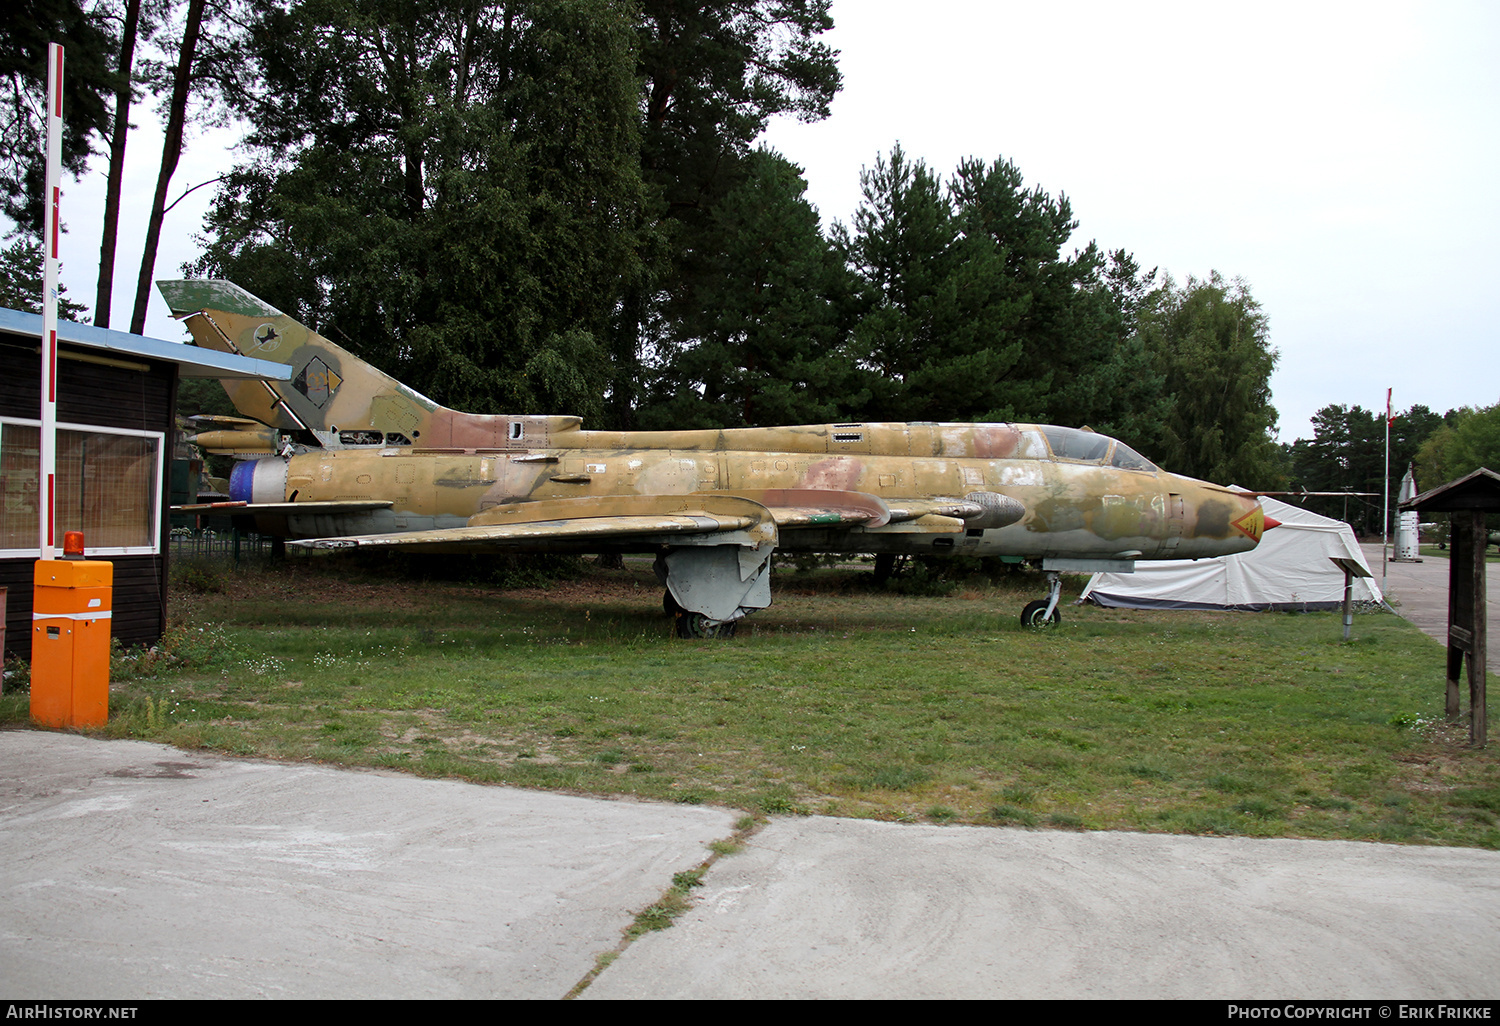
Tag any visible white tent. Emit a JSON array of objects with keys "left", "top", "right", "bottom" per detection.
[{"left": 1078, "top": 494, "right": 1384, "bottom": 611}]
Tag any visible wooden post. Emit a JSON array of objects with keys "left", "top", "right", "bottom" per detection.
[
  {"left": 1447, "top": 514, "right": 1470, "bottom": 722},
  {"left": 1443, "top": 511, "right": 1489, "bottom": 746},
  {"left": 1328, "top": 557, "right": 1372, "bottom": 644},
  {"left": 1341, "top": 567, "right": 1354, "bottom": 642},
  {"left": 1468, "top": 511, "right": 1487, "bottom": 746}
]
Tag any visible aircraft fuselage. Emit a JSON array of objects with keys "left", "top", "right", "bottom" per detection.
[
  {"left": 231, "top": 434, "right": 1266, "bottom": 562},
  {"left": 163, "top": 279, "right": 1272, "bottom": 632}
]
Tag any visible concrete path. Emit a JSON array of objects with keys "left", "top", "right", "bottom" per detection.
[
  {"left": 584, "top": 818, "right": 1500, "bottom": 1001},
  {"left": 0, "top": 731, "right": 734, "bottom": 999},
  {"left": 4, "top": 731, "right": 1498, "bottom": 1000},
  {"left": 1362, "top": 542, "right": 1500, "bottom": 672}
]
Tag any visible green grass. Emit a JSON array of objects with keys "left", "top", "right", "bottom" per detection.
[
  {"left": 6, "top": 555, "right": 1496, "bottom": 848},
  {"left": 1419, "top": 544, "right": 1500, "bottom": 562}
]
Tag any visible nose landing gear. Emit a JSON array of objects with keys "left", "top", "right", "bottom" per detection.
[{"left": 1020, "top": 571, "right": 1063, "bottom": 627}]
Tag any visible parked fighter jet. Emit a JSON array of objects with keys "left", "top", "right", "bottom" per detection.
[{"left": 161, "top": 280, "right": 1275, "bottom": 636}]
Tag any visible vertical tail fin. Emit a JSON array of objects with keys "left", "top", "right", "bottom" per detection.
[{"left": 156, "top": 279, "right": 439, "bottom": 441}]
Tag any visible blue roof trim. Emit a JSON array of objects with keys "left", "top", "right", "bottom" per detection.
[{"left": 0, "top": 306, "right": 292, "bottom": 381}]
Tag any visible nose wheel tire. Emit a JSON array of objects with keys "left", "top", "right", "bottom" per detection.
[
  {"left": 675, "top": 611, "right": 738, "bottom": 639},
  {"left": 1020, "top": 599, "right": 1061, "bottom": 627}
]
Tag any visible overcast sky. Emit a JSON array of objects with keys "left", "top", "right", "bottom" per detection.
[{"left": 51, "top": 0, "right": 1500, "bottom": 442}]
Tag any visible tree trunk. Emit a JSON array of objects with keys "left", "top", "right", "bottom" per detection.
[
  {"left": 130, "top": 0, "right": 205, "bottom": 335},
  {"left": 95, "top": 0, "right": 142, "bottom": 329},
  {"left": 607, "top": 287, "right": 642, "bottom": 429}
]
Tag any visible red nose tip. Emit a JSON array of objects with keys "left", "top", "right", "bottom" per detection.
[{"left": 1262, "top": 516, "right": 1282, "bottom": 531}]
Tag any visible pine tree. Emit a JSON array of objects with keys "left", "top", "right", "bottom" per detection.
[
  {"left": 638, "top": 148, "right": 858, "bottom": 428},
  {"left": 618, "top": 0, "right": 840, "bottom": 427},
  {"left": 0, "top": 0, "right": 119, "bottom": 235}
]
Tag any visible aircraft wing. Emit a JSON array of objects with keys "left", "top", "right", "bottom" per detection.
[
  {"left": 710, "top": 489, "right": 892, "bottom": 528},
  {"left": 172, "top": 500, "right": 394, "bottom": 515},
  {"left": 257, "top": 489, "right": 1020, "bottom": 553},
  {"left": 288, "top": 494, "right": 778, "bottom": 554},
  {"left": 708, "top": 489, "right": 1024, "bottom": 529},
  {"left": 290, "top": 513, "right": 759, "bottom": 551},
  {"left": 283, "top": 488, "right": 944, "bottom": 554}
]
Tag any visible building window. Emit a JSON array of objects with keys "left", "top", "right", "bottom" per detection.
[{"left": 0, "top": 419, "right": 162, "bottom": 556}]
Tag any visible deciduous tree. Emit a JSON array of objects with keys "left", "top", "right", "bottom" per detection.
[
  {"left": 1416, "top": 404, "right": 1500, "bottom": 487},
  {"left": 194, "top": 0, "right": 650, "bottom": 419},
  {"left": 1138, "top": 273, "right": 1283, "bottom": 487}
]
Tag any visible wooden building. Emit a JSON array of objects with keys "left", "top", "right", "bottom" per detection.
[
  {"left": 1, "top": 306, "right": 287, "bottom": 659},
  {"left": 1402, "top": 467, "right": 1499, "bottom": 747}
]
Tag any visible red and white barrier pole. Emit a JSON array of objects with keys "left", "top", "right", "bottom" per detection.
[{"left": 40, "top": 42, "right": 62, "bottom": 561}]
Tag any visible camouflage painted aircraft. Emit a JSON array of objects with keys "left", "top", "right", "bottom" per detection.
[{"left": 161, "top": 280, "right": 1276, "bottom": 637}]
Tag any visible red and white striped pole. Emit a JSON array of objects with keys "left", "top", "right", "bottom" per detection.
[
  {"left": 1383, "top": 387, "right": 1392, "bottom": 589},
  {"left": 40, "top": 42, "right": 63, "bottom": 561}
]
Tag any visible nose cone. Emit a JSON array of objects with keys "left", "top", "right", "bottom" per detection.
[
  {"left": 1168, "top": 477, "right": 1273, "bottom": 557},
  {"left": 1228, "top": 501, "right": 1271, "bottom": 544}
]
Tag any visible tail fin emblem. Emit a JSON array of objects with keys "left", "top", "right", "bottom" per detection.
[
  {"left": 252, "top": 323, "right": 281, "bottom": 352},
  {"left": 294, "top": 356, "right": 343, "bottom": 408}
]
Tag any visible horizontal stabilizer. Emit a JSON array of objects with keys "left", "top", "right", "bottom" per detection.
[{"left": 187, "top": 413, "right": 265, "bottom": 427}]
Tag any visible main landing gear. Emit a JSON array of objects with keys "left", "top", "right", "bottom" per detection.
[
  {"left": 662, "top": 588, "right": 739, "bottom": 639},
  {"left": 654, "top": 546, "right": 768, "bottom": 640},
  {"left": 1020, "top": 570, "right": 1064, "bottom": 627}
]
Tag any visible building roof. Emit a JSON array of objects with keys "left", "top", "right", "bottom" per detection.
[
  {"left": 0, "top": 306, "right": 292, "bottom": 381},
  {"left": 1402, "top": 467, "right": 1500, "bottom": 513}
]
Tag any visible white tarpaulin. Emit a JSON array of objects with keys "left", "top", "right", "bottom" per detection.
[{"left": 1079, "top": 493, "right": 1383, "bottom": 611}]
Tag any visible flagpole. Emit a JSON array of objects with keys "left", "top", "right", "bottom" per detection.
[{"left": 1382, "top": 388, "right": 1391, "bottom": 592}]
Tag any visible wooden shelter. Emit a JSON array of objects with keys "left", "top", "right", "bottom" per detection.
[
  {"left": 1401, "top": 467, "right": 1499, "bottom": 747},
  {"left": 1, "top": 306, "right": 288, "bottom": 660}
]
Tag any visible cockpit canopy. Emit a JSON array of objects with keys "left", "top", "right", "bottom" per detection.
[{"left": 1036, "top": 426, "right": 1157, "bottom": 471}]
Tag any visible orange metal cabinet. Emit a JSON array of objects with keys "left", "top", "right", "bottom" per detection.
[{"left": 31, "top": 559, "right": 113, "bottom": 728}]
